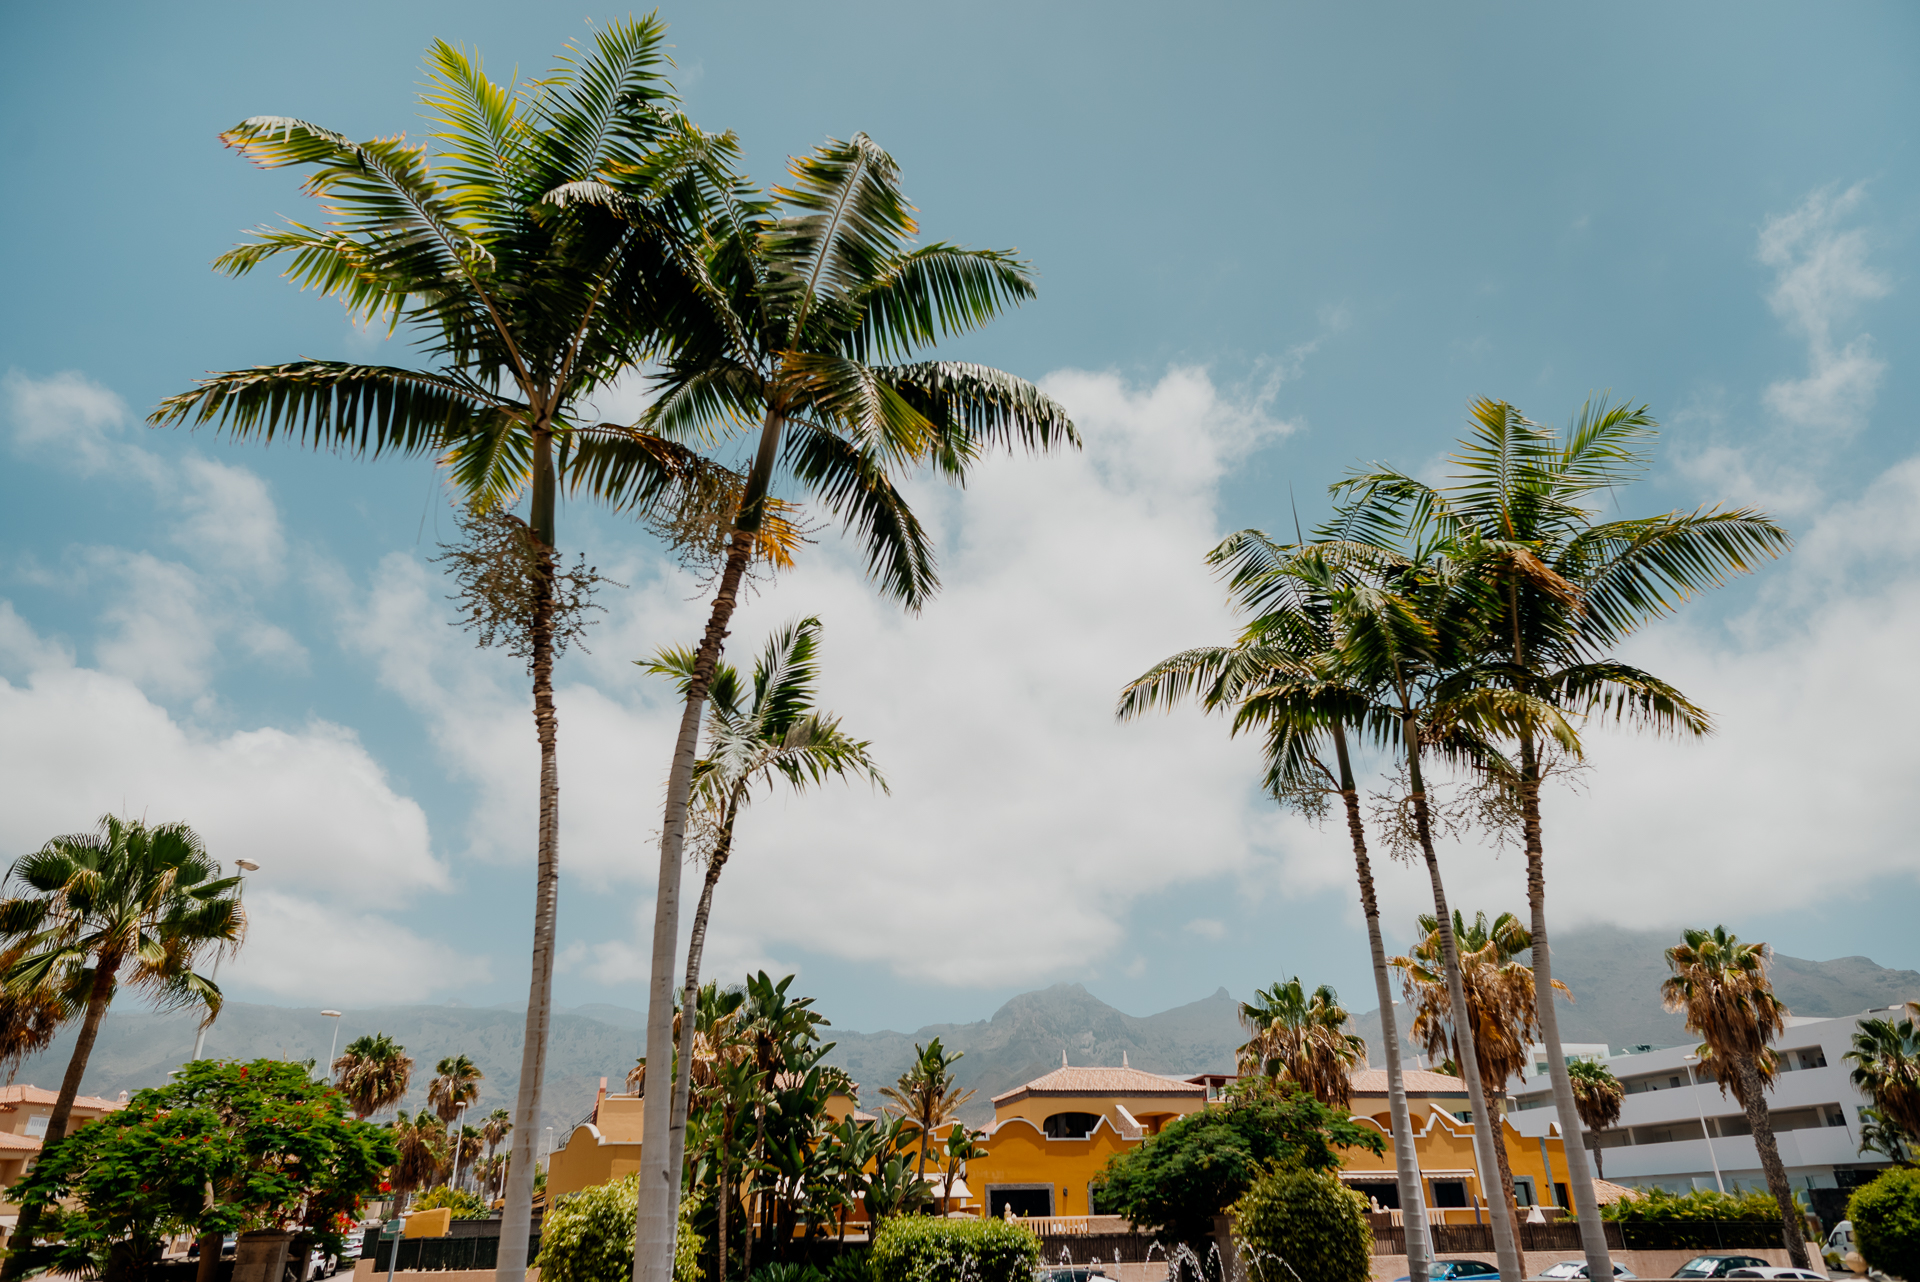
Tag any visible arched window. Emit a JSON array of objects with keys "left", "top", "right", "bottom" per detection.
[{"left": 1043, "top": 1112, "right": 1101, "bottom": 1139}]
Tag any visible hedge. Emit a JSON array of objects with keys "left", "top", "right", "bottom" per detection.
[
  {"left": 869, "top": 1216, "right": 1040, "bottom": 1282},
  {"left": 1848, "top": 1167, "right": 1920, "bottom": 1282},
  {"left": 534, "top": 1175, "right": 702, "bottom": 1282}
]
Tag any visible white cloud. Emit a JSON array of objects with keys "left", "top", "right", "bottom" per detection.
[
  {"left": 172, "top": 457, "right": 287, "bottom": 581},
  {"left": 1757, "top": 184, "right": 1889, "bottom": 438},
  {"left": 1186, "top": 919, "right": 1228, "bottom": 941},
  {"left": 0, "top": 606, "right": 469, "bottom": 1003},
  {"left": 3, "top": 369, "right": 138, "bottom": 476}
]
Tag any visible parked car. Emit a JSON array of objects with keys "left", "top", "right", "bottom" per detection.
[
  {"left": 1539, "top": 1262, "right": 1638, "bottom": 1278},
  {"left": 1392, "top": 1262, "right": 1500, "bottom": 1282},
  {"left": 1724, "top": 1270, "right": 1829, "bottom": 1280},
  {"left": 1673, "top": 1256, "right": 1776, "bottom": 1278},
  {"left": 1036, "top": 1270, "right": 1109, "bottom": 1282},
  {"left": 290, "top": 1245, "right": 339, "bottom": 1282}
]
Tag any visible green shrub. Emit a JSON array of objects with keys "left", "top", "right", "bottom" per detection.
[
  {"left": 410, "top": 1185, "right": 491, "bottom": 1220},
  {"left": 1230, "top": 1164, "right": 1372, "bottom": 1282},
  {"left": 870, "top": 1216, "right": 1040, "bottom": 1282},
  {"left": 534, "top": 1174, "right": 701, "bottom": 1282},
  {"left": 1599, "top": 1186, "right": 1791, "bottom": 1221},
  {"left": 1848, "top": 1167, "right": 1920, "bottom": 1282}
]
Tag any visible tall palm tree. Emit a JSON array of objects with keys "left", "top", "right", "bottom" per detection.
[
  {"left": 1565, "top": 1058, "right": 1624, "bottom": 1180},
  {"left": 641, "top": 615, "right": 886, "bottom": 1187},
  {"left": 1335, "top": 399, "right": 1789, "bottom": 1276},
  {"left": 148, "top": 28, "right": 749, "bottom": 1282},
  {"left": 1845, "top": 1012, "right": 1920, "bottom": 1157},
  {"left": 428, "top": 1054, "right": 485, "bottom": 1124},
  {"left": 1236, "top": 978, "right": 1369, "bottom": 1109},
  {"left": 392, "top": 1109, "right": 449, "bottom": 1198},
  {"left": 0, "top": 814, "right": 244, "bottom": 1280},
  {"left": 482, "top": 1107, "right": 513, "bottom": 1162},
  {"left": 601, "top": 134, "right": 1080, "bottom": 1282},
  {"left": 1661, "top": 926, "right": 1811, "bottom": 1267},
  {"left": 1392, "top": 909, "right": 1566, "bottom": 1215},
  {"left": 334, "top": 1032, "right": 414, "bottom": 1120},
  {"left": 1118, "top": 536, "right": 1437, "bottom": 1282},
  {"left": 880, "top": 1038, "right": 974, "bottom": 1181}
]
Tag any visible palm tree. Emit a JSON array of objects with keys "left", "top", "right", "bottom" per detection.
[
  {"left": 1661, "top": 926, "right": 1811, "bottom": 1267},
  {"left": 428, "top": 1054, "right": 485, "bottom": 1124},
  {"left": 1844, "top": 1012, "right": 1920, "bottom": 1157},
  {"left": 641, "top": 615, "right": 886, "bottom": 1186},
  {"left": 606, "top": 133, "right": 1080, "bottom": 1281},
  {"left": 0, "top": 815, "right": 244, "bottom": 1279},
  {"left": 147, "top": 28, "right": 749, "bottom": 1282},
  {"left": 392, "top": 1109, "right": 449, "bottom": 1199},
  {"left": 334, "top": 1033, "right": 414, "bottom": 1120},
  {"left": 482, "top": 1107, "right": 513, "bottom": 1162},
  {"left": 1565, "top": 1058, "right": 1624, "bottom": 1180},
  {"left": 1118, "top": 536, "right": 1437, "bottom": 1282},
  {"left": 1236, "top": 978, "right": 1368, "bottom": 1109},
  {"left": 880, "top": 1038, "right": 974, "bottom": 1181},
  {"left": 0, "top": 941, "right": 80, "bottom": 1084},
  {"left": 1392, "top": 910, "right": 1567, "bottom": 1215},
  {"left": 1334, "top": 399, "right": 1789, "bottom": 1276}
]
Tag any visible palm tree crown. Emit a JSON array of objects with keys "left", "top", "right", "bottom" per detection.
[
  {"left": 1845, "top": 1013, "right": 1920, "bottom": 1149},
  {"left": 428, "top": 1054, "right": 484, "bottom": 1124},
  {"left": 1236, "top": 978, "right": 1368, "bottom": 1109},
  {"left": 334, "top": 1033, "right": 414, "bottom": 1120}
]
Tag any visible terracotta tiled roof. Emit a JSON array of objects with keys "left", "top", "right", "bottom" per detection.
[
  {"left": 992, "top": 1066, "right": 1207, "bottom": 1105},
  {"left": 0, "top": 1132, "right": 39, "bottom": 1151},
  {"left": 1349, "top": 1069, "right": 1469, "bottom": 1096},
  {"left": 0, "top": 1085, "right": 122, "bottom": 1113}
]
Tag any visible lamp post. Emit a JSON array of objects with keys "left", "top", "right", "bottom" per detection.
[
  {"left": 321, "top": 1010, "right": 344, "bottom": 1081},
  {"left": 191, "top": 858, "right": 258, "bottom": 1061},
  {"left": 1683, "top": 1053, "right": 1727, "bottom": 1195}
]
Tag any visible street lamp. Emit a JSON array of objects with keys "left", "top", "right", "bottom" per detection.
[
  {"left": 191, "top": 859, "right": 259, "bottom": 1061},
  {"left": 1683, "top": 1053, "right": 1727, "bottom": 1195},
  {"left": 321, "top": 1010, "right": 344, "bottom": 1080}
]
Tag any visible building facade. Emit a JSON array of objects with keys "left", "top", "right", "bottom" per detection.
[{"left": 0, "top": 1085, "right": 124, "bottom": 1248}]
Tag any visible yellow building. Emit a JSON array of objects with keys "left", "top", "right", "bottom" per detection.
[
  {"left": 964, "top": 1063, "right": 1575, "bottom": 1227},
  {"left": 0, "top": 1085, "right": 125, "bottom": 1250}
]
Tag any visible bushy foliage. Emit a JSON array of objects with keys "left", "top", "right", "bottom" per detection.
[
  {"left": 11, "top": 1058, "right": 392, "bottom": 1277},
  {"left": 1096, "top": 1077, "right": 1385, "bottom": 1246},
  {"left": 534, "top": 1175, "right": 701, "bottom": 1282},
  {"left": 869, "top": 1216, "right": 1040, "bottom": 1282},
  {"left": 409, "top": 1185, "right": 490, "bottom": 1219},
  {"left": 1231, "top": 1164, "right": 1373, "bottom": 1282},
  {"left": 1848, "top": 1168, "right": 1920, "bottom": 1281},
  {"left": 1598, "top": 1186, "right": 1793, "bottom": 1222}
]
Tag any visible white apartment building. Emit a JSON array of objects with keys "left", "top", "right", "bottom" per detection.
[{"left": 1505, "top": 1008, "right": 1906, "bottom": 1211}]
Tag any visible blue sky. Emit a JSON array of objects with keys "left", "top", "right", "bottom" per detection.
[{"left": 1, "top": 2, "right": 1916, "bottom": 1035}]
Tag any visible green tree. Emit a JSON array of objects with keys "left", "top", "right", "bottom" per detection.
[
  {"left": 1333, "top": 399, "right": 1789, "bottom": 1278},
  {"left": 1565, "top": 1058, "right": 1624, "bottom": 1180},
  {"left": 333, "top": 1033, "right": 413, "bottom": 1120},
  {"left": 483, "top": 1107, "right": 514, "bottom": 1161},
  {"left": 11, "top": 1058, "right": 392, "bottom": 1281},
  {"left": 428, "top": 1054, "right": 485, "bottom": 1124},
  {"left": 1232, "top": 1164, "right": 1374, "bottom": 1282},
  {"left": 0, "top": 815, "right": 244, "bottom": 1280},
  {"left": 1845, "top": 1012, "right": 1920, "bottom": 1155},
  {"left": 937, "top": 1122, "right": 986, "bottom": 1208},
  {"left": 1235, "top": 978, "right": 1368, "bottom": 1108},
  {"left": 412, "top": 1185, "right": 490, "bottom": 1220},
  {"left": 146, "top": 26, "right": 755, "bottom": 1282},
  {"left": 535, "top": 1177, "right": 702, "bottom": 1282},
  {"left": 870, "top": 1216, "right": 1039, "bottom": 1282},
  {"left": 1660, "top": 926, "right": 1811, "bottom": 1267},
  {"left": 880, "top": 1037, "right": 974, "bottom": 1181},
  {"left": 1847, "top": 1169, "right": 1920, "bottom": 1282},
  {"left": 619, "top": 132, "right": 1080, "bottom": 1282},
  {"left": 1097, "top": 1077, "right": 1383, "bottom": 1251},
  {"left": 1391, "top": 909, "right": 1566, "bottom": 1214},
  {"left": 641, "top": 616, "right": 885, "bottom": 1187},
  {"left": 392, "top": 1109, "right": 449, "bottom": 1197}
]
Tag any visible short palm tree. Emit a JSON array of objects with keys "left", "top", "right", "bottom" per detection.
[
  {"left": 1661, "top": 926, "right": 1811, "bottom": 1267},
  {"left": 1335, "top": 399, "right": 1789, "bottom": 1275},
  {"left": 334, "top": 1032, "right": 414, "bottom": 1120},
  {"left": 1392, "top": 909, "right": 1565, "bottom": 1216},
  {"left": 428, "top": 1054, "right": 484, "bottom": 1124},
  {"left": 611, "top": 133, "right": 1080, "bottom": 1280},
  {"left": 1565, "top": 1058, "right": 1624, "bottom": 1180},
  {"left": 641, "top": 615, "right": 885, "bottom": 1184},
  {"left": 1237, "top": 978, "right": 1368, "bottom": 1109},
  {"left": 1844, "top": 1012, "right": 1920, "bottom": 1156},
  {"left": 392, "top": 1109, "right": 449, "bottom": 1197},
  {"left": 0, "top": 815, "right": 244, "bottom": 1278},
  {"left": 880, "top": 1038, "right": 974, "bottom": 1180},
  {"left": 482, "top": 1107, "right": 513, "bottom": 1161}
]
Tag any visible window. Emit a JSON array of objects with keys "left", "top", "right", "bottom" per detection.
[
  {"left": 1554, "top": 1183, "right": 1569, "bottom": 1209},
  {"left": 1043, "top": 1112, "right": 1101, "bottom": 1139},
  {"left": 24, "top": 1115, "right": 46, "bottom": 1138},
  {"left": 988, "top": 1186, "right": 1053, "bottom": 1218},
  {"left": 1432, "top": 1180, "right": 1468, "bottom": 1208},
  {"left": 1828, "top": 1111, "right": 1848, "bottom": 1127},
  {"left": 1513, "top": 1177, "right": 1537, "bottom": 1207}
]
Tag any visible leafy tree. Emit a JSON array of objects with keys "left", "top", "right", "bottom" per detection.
[
  {"left": 1660, "top": 925, "right": 1811, "bottom": 1266},
  {"left": 411, "top": 1185, "right": 489, "bottom": 1219},
  {"left": 333, "top": 1033, "right": 414, "bottom": 1120},
  {"left": 1097, "top": 1077, "right": 1383, "bottom": 1250},
  {"left": 620, "top": 131, "right": 1080, "bottom": 1282},
  {"left": 10, "top": 1058, "right": 392, "bottom": 1281},
  {"left": 535, "top": 1177, "right": 702, "bottom": 1282},
  {"left": 1333, "top": 398, "right": 1788, "bottom": 1280},
  {"left": 1232, "top": 1164, "right": 1373, "bottom": 1282},
  {"left": 1235, "top": 978, "right": 1367, "bottom": 1108},
  {"left": 428, "top": 1054, "right": 485, "bottom": 1124},
  {"left": 936, "top": 1122, "right": 986, "bottom": 1208},
  {"left": 870, "top": 1216, "right": 1039, "bottom": 1282},
  {"left": 1391, "top": 909, "right": 1567, "bottom": 1213},
  {"left": 880, "top": 1037, "right": 973, "bottom": 1180},
  {"left": 642, "top": 617, "right": 885, "bottom": 1187},
  {"left": 1845, "top": 1012, "right": 1920, "bottom": 1156},
  {"left": 1848, "top": 1167, "right": 1920, "bottom": 1281},
  {"left": 0, "top": 815, "right": 244, "bottom": 1280},
  {"left": 1565, "top": 1059, "right": 1624, "bottom": 1179}
]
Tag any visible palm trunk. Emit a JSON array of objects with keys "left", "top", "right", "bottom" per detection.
[
  {"left": 2, "top": 953, "right": 121, "bottom": 1280},
  {"left": 1591, "top": 1135, "right": 1604, "bottom": 1181},
  {"left": 1736, "top": 1056, "right": 1811, "bottom": 1267},
  {"left": 716, "top": 1140, "right": 730, "bottom": 1282},
  {"left": 497, "top": 522, "right": 563, "bottom": 1282},
  {"left": 740, "top": 1108, "right": 766, "bottom": 1282},
  {"left": 668, "top": 801, "right": 740, "bottom": 1215},
  {"left": 1480, "top": 1079, "right": 1519, "bottom": 1218},
  {"left": 638, "top": 406, "right": 785, "bottom": 1282},
  {"left": 1404, "top": 730, "right": 1523, "bottom": 1282},
  {"left": 1332, "top": 725, "right": 1431, "bottom": 1282},
  {"left": 1517, "top": 732, "right": 1615, "bottom": 1275}
]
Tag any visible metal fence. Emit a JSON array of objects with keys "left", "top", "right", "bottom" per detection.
[
  {"left": 1367, "top": 1219, "right": 1790, "bottom": 1256},
  {"left": 1037, "top": 1233, "right": 1173, "bottom": 1265},
  {"left": 360, "top": 1234, "right": 541, "bottom": 1273}
]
